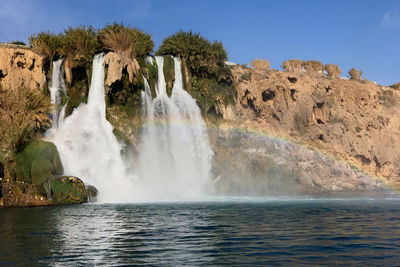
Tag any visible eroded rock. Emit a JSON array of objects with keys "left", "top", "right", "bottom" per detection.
[
  {"left": 230, "top": 65, "right": 400, "bottom": 190},
  {"left": 0, "top": 46, "right": 46, "bottom": 91},
  {"left": 104, "top": 52, "right": 140, "bottom": 87}
]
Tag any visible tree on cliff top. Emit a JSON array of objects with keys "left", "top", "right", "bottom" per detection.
[
  {"left": 61, "top": 25, "right": 99, "bottom": 63},
  {"left": 157, "top": 30, "right": 228, "bottom": 77},
  {"left": 157, "top": 30, "right": 234, "bottom": 115},
  {"left": 29, "top": 31, "right": 63, "bottom": 60},
  {"left": 97, "top": 23, "right": 154, "bottom": 59}
]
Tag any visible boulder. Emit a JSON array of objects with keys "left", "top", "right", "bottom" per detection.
[
  {"left": 15, "top": 140, "right": 63, "bottom": 184},
  {"left": 45, "top": 176, "right": 97, "bottom": 204},
  {"left": 1, "top": 176, "right": 98, "bottom": 207}
]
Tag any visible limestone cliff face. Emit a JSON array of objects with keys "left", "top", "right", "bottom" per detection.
[
  {"left": 104, "top": 52, "right": 140, "bottom": 88},
  {"left": 228, "top": 66, "right": 400, "bottom": 189},
  {"left": 0, "top": 45, "right": 46, "bottom": 91},
  {"left": 1, "top": 45, "right": 398, "bottom": 193}
]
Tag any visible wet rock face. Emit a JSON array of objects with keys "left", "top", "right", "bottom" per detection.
[
  {"left": 46, "top": 176, "right": 97, "bottom": 205},
  {"left": 231, "top": 66, "right": 400, "bottom": 189},
  {"left": 0, "top": 46, "right": 46, "bottom": 91}
]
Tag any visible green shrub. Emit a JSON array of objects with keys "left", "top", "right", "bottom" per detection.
[
  {"left": 191, "top": 77, "right": 236, "bottom": 113},
  {"left": 348, "top": 68, "right": 362, "bottom": 80},
  {"left": 29, "top": 31, "right": 63, "bottom": 60},
  {"left": 61, "top": 25, "right": 99, "bottom": 62},
  {"left": 324, "top": 64, "right": 341, "bottom": 78},
  {"left": 157, "top": 30, "right": 235, "bottom": 115},
  {"left": 10, "top": 41, "right": 26, "bottom": 46},
  {"left": 163, "top": 55, "right": 175, "bottom": 96},
  {"left": 239, "top": 71, "right": 252, "bottom": 81},
  {"left": 98, "top": 22, "right": 153, "bottom": 58},
  {"left": 146, "top": 58, "right": 158, "bottom": 98},
  {"left": 157, "top": 30, "right": 228, "bottom": 79}
]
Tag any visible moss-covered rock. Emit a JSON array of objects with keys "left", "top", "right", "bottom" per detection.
[
  {"left": 1, "top": 176, "right": 98, "bottom": 206},
  {"left": 163, "top": 55, "right": 175, "bottom": 96},
  {"left": 147, "top": 57, "right": 158, "bottom": 98},
  {"left": 15, "top": 140, "right": 63, "bottom": 184},
  {"left": 46, "top": 176, "right": 95, "bottom": 204},
  {"left": 1, "top": 181, "right": 51, "bottom": 207}
]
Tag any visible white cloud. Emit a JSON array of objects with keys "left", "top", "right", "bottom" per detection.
[{"left": 382, "top": 10, "right": 400, "bottom": 27}]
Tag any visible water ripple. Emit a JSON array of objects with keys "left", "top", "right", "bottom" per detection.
[{"left": 0, "top": 199, "right": 400, "bottom": 265}]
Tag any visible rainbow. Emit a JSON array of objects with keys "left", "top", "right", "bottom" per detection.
[{"left": 140, "top": 116, "right": 395, "bottom": 192}]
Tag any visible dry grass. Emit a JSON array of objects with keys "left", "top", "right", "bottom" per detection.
[
  {"left": 281, "top": 59, "right": 302, "bottom": 72},
  {"left": 29, "top": 31, "right": 62, "bottom": 59},
  {"left": 302, "top": 60, "right": 324, "bottom": 75},
  {"left": 251, "top": 59, "right": 270, "bottom": 71},
  {"left": 0, "top": 88, "right": 52, "bottom": 160},
  {"left": 390, "top": 82, "right": 400, "bottom": 90},
  {"left": 324, "top": 64, "right": 341, "bottom": 78},
  {"left": 348, "top": 68, "right": 362, "bottom": 80}
]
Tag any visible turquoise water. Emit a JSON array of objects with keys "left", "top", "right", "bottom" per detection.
[{"left": 1, "top": 197, "right": 400, "bottom": 266}]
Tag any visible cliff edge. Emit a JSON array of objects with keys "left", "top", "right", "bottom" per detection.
[{"left": 228, "top": 65, "right": 400, "bottom": 189}]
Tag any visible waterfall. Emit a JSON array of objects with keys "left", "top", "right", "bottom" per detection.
[
  {"left": 47, "top": 54, "right": 213, "bottom": 202},
  {"left": 47, "top": 54, "right": 135, "bottom": 202},
  {"left": 48, "top": 59, "right": 67, "bottom": 129},
  {"left": 135, "top": 56, "right": 213, "bottom": 200}
]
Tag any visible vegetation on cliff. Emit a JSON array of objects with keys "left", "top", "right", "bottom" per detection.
[
  {"left": 157, "top": 30, "right": 235, "bottom": 113},
  {"left": 281, "top": 59, "right": 366, "bottom": 81},
  {"left": 98, "top": 23, "right": 153, "bottom": 59},
  {"left": 28, "top": 24, "right": 154, "bottom": 119},
  {"left": 251, "top": 59, "right": 270, "bottom": 71},
  {"left": 15, "top": 140, "right": 63, "bottom": 184},
  {"left": 324, "top": 64, "right": 341, "bottom": 78},
  {"left": 0, "top": 87, "right": 52, "bottom": 161},
  {"left": 348, "top": 68, "right": 363, "bottom": 80},
  {"left": 157, "top": 31, "right": 227, "bottom": 77},
  {"left": 390, "top": 82, "right": 400, "bottom": 90}
]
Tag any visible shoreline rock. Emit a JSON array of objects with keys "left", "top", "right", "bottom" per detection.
[{"left": 0, "top": 176, "right": 98, "bottom": 207}]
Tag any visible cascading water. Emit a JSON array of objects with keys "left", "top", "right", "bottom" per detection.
[
  {"left": 48, "top": 54, "right": 213, "bottom": 202},
  {"left": 47, "top": 54, "right": 136, "bottom": 202},
  {"left": 48, "top": 59, "right": 68, "bottom": 129},
  {"left": 136, "top": 56, "right": 213, "bottom": 200}
]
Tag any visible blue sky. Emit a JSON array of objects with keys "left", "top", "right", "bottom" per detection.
[{"left": 0, "top": 0, "right": 399, "bottom": 85}]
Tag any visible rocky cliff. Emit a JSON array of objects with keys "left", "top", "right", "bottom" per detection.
[
  {"left": 0, "top": 44, "right": 46, "bottom": 91},
  {"left": 215, "top": 65, "right": 400, "bottom": 192},
  {"left": 1, "top": 45, "right": 398, "bottom": 195}
]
